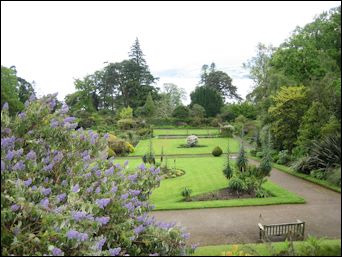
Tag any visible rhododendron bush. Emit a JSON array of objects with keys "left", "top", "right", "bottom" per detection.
[{"left": 1, "top": 94, "right": 192, "bottom": 256}]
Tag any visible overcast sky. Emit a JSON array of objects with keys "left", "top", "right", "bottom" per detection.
[{"left": 1, "top": 1, "right": 340, "bottom": 104}]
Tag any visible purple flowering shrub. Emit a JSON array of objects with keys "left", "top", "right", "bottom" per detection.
[{"left": 1, "top": 94, "right": 193, "bottom": 256}]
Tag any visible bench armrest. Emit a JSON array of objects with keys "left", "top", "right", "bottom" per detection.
[{"left": 258, "top": 223, "right": 264, "bottom": 230}]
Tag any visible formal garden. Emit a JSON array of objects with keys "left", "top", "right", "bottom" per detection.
[{"left": 1, "top": 4, "right": 341, "bottom": 256}]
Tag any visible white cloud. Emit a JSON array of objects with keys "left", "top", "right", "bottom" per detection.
[{"left": 1, "top": 1, "right": 340, "bottom": 102}]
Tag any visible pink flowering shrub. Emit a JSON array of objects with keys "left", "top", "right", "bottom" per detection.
[{"left": 1, "top": 94, "right": 194, "bottom": 256}]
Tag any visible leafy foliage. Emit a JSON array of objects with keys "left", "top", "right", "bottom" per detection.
[
  {"left": 236, "top": 143, "right": 248, "bottom": 172},
  {"left": 1, "top": 95, "right": 192, "bottom": 256},
  {"left": 200, "top": 63, "right": 241, "bottom": 100},
  {"left": 181, "top": 187, "right": 192, "bottom": 202},
  {"left": 190, "top": 86, "right": 224, "bottom": 117}
]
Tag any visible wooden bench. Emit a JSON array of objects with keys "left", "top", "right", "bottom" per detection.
[{"left": 258, "top": 220, "right": 305, "bottom": 241}]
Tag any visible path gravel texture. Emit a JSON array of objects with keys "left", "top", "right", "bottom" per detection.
[{"left": 152, "top": 160, "right": 341, "bottom": 246}]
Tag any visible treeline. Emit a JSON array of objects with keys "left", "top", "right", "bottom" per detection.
[{"left": 244, "top": 6, "right": 341, "bottom": 185}]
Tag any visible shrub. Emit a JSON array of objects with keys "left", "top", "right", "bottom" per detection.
[
  {"left": 310, "top": 169, "right": 327, "bottom": 180},
  {"left": 107, "top": 136, "right": 134, "bottom": 156},
  {"left": 181, "top": 187, "right": 192, "bottom": 201},
  {"left": 1, "top": 95, "right": 192, "bottom": 256},
  {"left": 186, "top": 135, "right": 198, "bottom": 147},
  {"left": 117, "top": 118, "right": 136, "bottom": 130},
  {"left": 256, "top": 151, "right": 264, "bottom": 158},
  {"left": 255, "top": 188, "right": 269, "bottom": 198},
  {"left": 172, "top": 105, "right": 190, "bottom": 119},
  {"left": 277, "top": 150, "right": 291, "bottom": 165},
  {"left": 119, "top": 106, "right": 133, "bottom": 119},
  {"left": 228, "top": 177, "right": 246, "bottom": 195},
  {"left": 137, "top": 127, "right": 153, "bottom": 138},
  {"left": 326, "top": 167, "right": 341, "bottom": 187},
  {"left": 293, "top": 134, "right": 341, "bottom": 174},
  {"left": 223, "top": 164, "right": 234, "bottom": 179},
  {"left": 220, "top": 124, "right": 235, "bottom": 138},
  {"left": 212, "top": 146, "right": 223, "bottom": 156},
  {"left": 249, "top": 149, "right": 257, "bottom": 156}
]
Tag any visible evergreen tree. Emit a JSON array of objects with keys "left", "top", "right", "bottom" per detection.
[
  {"left": 223, "top": 138, "right": 234, "bottom": 179},
  {"left": 144, "top": 92, "right": 155, "bottom": 117},
  {"left": 236, "top": 142, "right": 248, "bottom": 172}
]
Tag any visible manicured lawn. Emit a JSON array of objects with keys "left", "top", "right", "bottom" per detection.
[
  {"left": 116, "top": 157, "right": 305, "bottom": 210},
  {"left": 130, "top": 138, "right": 240, "bottom": 156},
  {"left": 153, "top": 128, "right": 220, "bottom": 136},
  {"left": 193, "top": 239, "right": 341, "bottom": 256},
  {"left": 248, "top": 156, "right": 341, "bottom": 193}
]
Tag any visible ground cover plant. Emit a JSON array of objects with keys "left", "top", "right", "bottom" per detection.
[{"left": 1, "top": 96, "right": 194, "bottom": 256}]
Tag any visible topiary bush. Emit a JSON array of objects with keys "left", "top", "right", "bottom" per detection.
[
  {"left": 1, "top": 95, "right": 193, "bottom": 256},
  {"left": 212, "top": 146, "right": 223, "bottom": 157},
  {"left": 186, "top": 135, "right": 198, "bottom": 147}
]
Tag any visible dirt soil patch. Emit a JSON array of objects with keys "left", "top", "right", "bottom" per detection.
[{"left": 191, "top": 188, "right": 264, "bottom": 201}]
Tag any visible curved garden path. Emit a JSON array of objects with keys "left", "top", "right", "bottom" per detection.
[{"left": 151, "top": 160, "right": 341, "bottom": 246}]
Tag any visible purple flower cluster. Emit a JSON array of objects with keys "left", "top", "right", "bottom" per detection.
[
  {"left": 41, "top": 187, "right": 52, "bottom": 196},
  {"left": 11, "top": 204, "right": 20, "bottom": 212},
  {"left": 134, "top": 225, "right": 145, "bottom": 235},
  {"left": 60, "top": 104, "right": 69, "bottom": 114},
  {"left": 111, "top": 185, "right": 118, "bottom": 193},
  {"left": 63, "top": 117, "right": 76, "bottom": 123},
  {"left": 26, "top": 150, "right": 37, "bottom": 160},
  {"left": 109, "top": 247, "right": 121, "bottom": 256},
  {"left": 71, "top": 211, "right": 94, "bottom": 222},
  {"left": 12, "top": 160, "right": 25, "bottom": 171},
  {"left": 56, "top": 193, "right": 67, "bottom": 203},
  {"left": 51, "top": 119, "right": 59, "bottom": 128},
  {"left": 24, "top": 178, "right": 33, "bottom": 187},
  {"left": 129, "top": 189, "right": 141, "bottom": 196},
  {"left": 53, "top": 151, "right": 64, "bottom": 163},
  {"left": 1, "top": 136, "right": 16, "bottom": 149},
  {"left": 43, "top": 163, "right": 54, "bottom": 172},
  {"left": 128, "top": 173, "right": 138, "bottom": 182},
  {"left": 72, "top": 184, "right": 80, "bottom": 193},
  {"left": 2, "top": 102, "right": 9, "bottom": 110},
  {"left": 95, "top": 216, "right": 110, "bottom": 225},
  {"left": 18, "top": 112, "right": 26, "bottom": 119},
  {"left": 96, "top": 238, "right": 107, "bottom": 251},
  {"left": 51, "top": 247, "right": 64, "bottom": 256},
  {"left": 67, "top": 230, "right": 89, "bottom": 241},
  {"left": 105, "top": 166, "right": 114, "bottom": 176},
  {"left": 88, "top": 130, "right": 99, "bottom": 145},
  {"left": 40, "top": 198, "right": 49, "bottom": 209},
  {"left": 95, "top": 198, "right": 111, "bottom": 209}
]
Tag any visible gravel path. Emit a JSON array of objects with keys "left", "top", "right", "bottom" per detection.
[{"left": 152, "top": 160, "right": 341, "bottom": 246}]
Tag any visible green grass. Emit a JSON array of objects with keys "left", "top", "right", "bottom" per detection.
[
  {"left": 248, "top": 156, "right": 341, "bottom": 193},
  {"left": 153, "top": 128, "right": 220, "bottom": 136},
  {"left": 116, "top": 157, "right": 305, "bottom": 210},
  {"left": 130, "top": 138, "right": 239, "bottom": 156},
  {"left": 193, "top": 239, "right": 341, "bottom": 256}
]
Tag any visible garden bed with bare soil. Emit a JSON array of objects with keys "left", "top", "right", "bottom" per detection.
[{"left": 190, "top": 188, "right": 269, "bottom": 201}]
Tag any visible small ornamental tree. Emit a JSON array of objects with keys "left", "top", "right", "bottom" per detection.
[
  {"left": 236, "top": 142, "right": 248, "bottom": 172},
  {"left": 1, "top": 95, "right": 193, "bottom": 256},
  {"left": 223, "top": 139, "right": 234, "bottom": 179}
]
